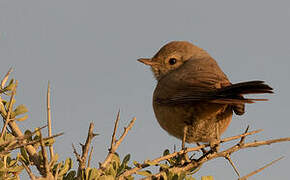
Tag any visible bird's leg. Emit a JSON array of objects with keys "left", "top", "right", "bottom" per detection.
[
  {"left": 182, "top": 125, "right": 188, "bottom": 150},
  {"left": 209, "top": 125, "right": 220, "bottom": 152},
  {"left": 180, "top": 125, "right": 190, "bottom": 163}
]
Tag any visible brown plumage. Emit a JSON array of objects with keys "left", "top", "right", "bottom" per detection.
[{"left": 138, "top": 41, "right": 273, "bottom": 144}]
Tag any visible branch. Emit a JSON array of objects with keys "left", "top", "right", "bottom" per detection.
[
  {"left": 46, "top": 81, "right": 54, "bottom": 160},
  {"left": 119, "top": 130, "right": 289, "bottom": 179},
  {"left": 0, "top": 125, "right": 47, "bottom": 149},
  {"left": 238, "top": 156, "right": 284, "bottom": 180},
  {"left": 100, "top": 114, "right": 136, "bottom": 169},
  {"left": 39, "top": 131, "right": 50, "bottom": 177},
  {"left": 118, "top": 129, "right": 263, "bottom": 179},
  {"left": 20, "top": 159, "right": 37, "bottom": 180},
  {"left": 148, "top": 137, "right": 290, "bottom": 179},
  {"left": 72, "top": 123, "right": 97, "bottom": 179},
  {"left": 87, "top": 146, "right": 93, "bottom": 168},
  {"left": 0, "top": 80, "right": 46, "bottom": 176},
  {"left": 0, "top": 80, "right": 17, "bottom": 138}
]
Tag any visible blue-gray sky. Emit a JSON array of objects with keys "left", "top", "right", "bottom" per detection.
[{"left": 0, "top": 1, "right": 290, "bottom": 179}]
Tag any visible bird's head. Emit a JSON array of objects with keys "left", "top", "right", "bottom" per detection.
[{"left": 138, "top": 41, "right": 211, "bottom": 80}]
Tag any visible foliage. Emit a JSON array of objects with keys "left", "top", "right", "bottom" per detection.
[{"left": 0, "top": 70, "right": 287, "bottom": 180}]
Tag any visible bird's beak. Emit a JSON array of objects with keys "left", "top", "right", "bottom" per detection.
[{"left": 137, "top": 58, "right": 159, "bottom": 66}]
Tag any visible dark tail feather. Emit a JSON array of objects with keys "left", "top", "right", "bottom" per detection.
[{"left": 211, "top": 81, "right": 273, "bottom": 104}]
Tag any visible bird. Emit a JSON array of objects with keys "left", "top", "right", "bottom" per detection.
[{"left": 138, "top": 41, "right": 273, "bottom": 148}]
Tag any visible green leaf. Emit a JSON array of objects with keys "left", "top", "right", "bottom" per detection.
[
  {"left": 108, "top": 164, "right": 116, "bottom": 177},
  {"left": 24, "top": 130, "right": 32, "bottom": 141},
  {"left": 116, "top": 154, "right": 131, "bottom": 176},
  {"left": 163, "top": 149, "right": 170, "bottom": 156},
  {"left": 49, "top": 153, "right": 59, "bottom": 169},
  {"left": 64, "top": 170, "right": 76, "bottom": 180},
  {"left": 44, "top": 138, "right": 55, "bottom": 146},
  {"left": 58, "top": 158, "right": 73, "bottom": 176},
  {"left": 122, "top": 154, "right": 130, "bottom": 165},
  {"left": 3, "top": 80, "right": 15, "bottom": 91},
  {"left": 20, "top": 147, "right": 29, "bottom": 164},
  {"left": 87, "top": 168, "right": 101, "bottom": 180},
  {"left": 0, "top": 101, "right": 7, "bottom": 116},
  {"left": 172, "top": 174, "right": 179, "bottom": 180},
  {"left": 7, "top": 159, "right": 17, "bottom": 167},
  {"left": 13, "top": 104, "right": 28, "bottom": 117},
  {"left": 111, "top": 153, "right": 121, "bottom": 167}
]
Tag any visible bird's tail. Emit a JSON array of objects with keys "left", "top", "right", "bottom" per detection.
[{"left": 211, "top": 81, "right": 273, "bottom": 104}]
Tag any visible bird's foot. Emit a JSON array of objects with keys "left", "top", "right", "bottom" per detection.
[
  {"left": 196, "top": 142, "right": 208, "bottom": 155},
  {"left": 209, "top": 139, "right": 220, "bottom": 153}
]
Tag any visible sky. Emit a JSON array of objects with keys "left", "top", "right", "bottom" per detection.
[{"left": 0, "top": 1, "right": 290, "bottom": 179}]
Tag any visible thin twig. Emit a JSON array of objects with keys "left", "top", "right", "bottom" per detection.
[
  {"left": 0, "top": 125, "right": 47, "bottom": 148},
  {"left": 220, "top": 129, "right": 263, "bottom": 144},
  {"left": 239, "top": 125, "right": 249, "bottom": 145},
  {"left": 223, "top": 126, "right": 250, "bottom": 177},
  {"left": 238, "top": 156, "right": 284, "bottom": 180},
  {"left": 100, "top": 116, "right": 136, "bottom": 169},
  {"left": 119, "top": 129, "right": 263, "bottom": 179},
  {"left": 0, "top": 132, "right": 63, "bottom": 155},
  {"left": 54, "top": 163, "right": 61, "bottom": 180},
  {"left": 118, "top": 131, "right": 289, "bottom": 179},
  {"left": 20, "top": 159, "right": 36, "bottom": 180},
  {"left": 72, "top": 144, "right": 82, "bottom": 163},
  {"left": 0, "top": 80, "right": 17, "bottom": 138},
  {"left": 87, "top": 146, "right": 93, "bottom": 168},
  {"left": 148, "top": 138, "right": 289, "bottom": 179},
  {"left": 39, "top": 131, "right": 50, "bottom": 177},
  {"left": 47, "top": 81, "right": 54, "bottom": 160},
  {"left": 77, "top": 122, "right": 96, "bottom": 175},
  {"left": 111, "top": 110, "right": 120, "bottom": 148},
  {"left": 225, "top": 154, "right": 240, "bottom": 177}
]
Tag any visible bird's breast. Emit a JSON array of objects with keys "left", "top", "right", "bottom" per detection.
[{"left": 152, "top": 100, "right": 233, "bottom": 143}]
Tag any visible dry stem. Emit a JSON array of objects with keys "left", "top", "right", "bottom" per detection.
[
  {"left": 119, "top": 130, "right": 290, "bottom": 180},
  {"left": 100, "top": 115, "right": 136, "bottom": 169},
  {"left": 238, "top": 156, "right": 284, "bottom": 180},
  {"left": 72, "top": 122, "right": 97, "bottom": 179},
  {"left": 47, "top": 81, "right": 54, "bottom": 160},
  {"left": 118, "top": 129, "right": 262, "bottom": 179},
  {"left": 0, "top": 80, "right": 17, "bottom": 138}
]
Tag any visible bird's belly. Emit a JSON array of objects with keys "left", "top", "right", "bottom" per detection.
[{"left": 153, "top": 102, "right": 233, "bottom": 143}]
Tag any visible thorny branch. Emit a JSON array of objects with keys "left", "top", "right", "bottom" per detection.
[
  {"left": 0, "top": 80, "right": 17, "bottom": 138},
  {"left": 0, "top": 132, "right": 63, "bottom": 155},
  {"left": 47, "top": 81, "right": 54, "bottom": 161},
  {"left": 72, "top": 122, "right": 97, "bottom": 179},
  {"left": 238, "top": 156, "right": 284, "bottom": 180},
  {"left": 100, "top": 112, "right": 136, "bottom": 170},
  {"left": 118, "top": 129, "right": 263, "bottom": 179},
  {"left": 118, "top": 129, "right": 290, "bottom": 180}
]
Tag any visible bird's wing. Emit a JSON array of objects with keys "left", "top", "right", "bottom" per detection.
[{"left": 154, "top": 59, "right": 273, "bottom": 105}]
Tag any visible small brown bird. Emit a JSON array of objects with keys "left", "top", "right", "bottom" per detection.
[{"left": 138, "top": 41, "right": 273, "bottom": 146}]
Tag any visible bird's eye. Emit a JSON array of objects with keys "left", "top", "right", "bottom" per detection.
[{"left": 168, "top": 58, "right": 177, "bottom": 65}]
